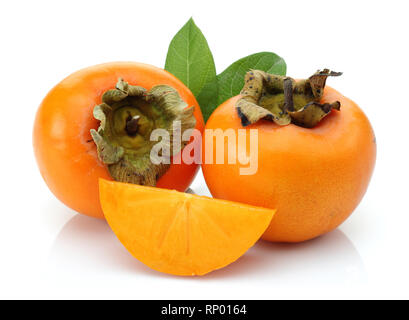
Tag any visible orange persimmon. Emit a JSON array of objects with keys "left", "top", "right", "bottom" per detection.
[
  {"left": 202, "top": 70, "right": 376, "bottom": 243},
  {"left": 33, "top": 62, "right": 204, "bottom": 219},
  {"left": 99, "top": 179, "right": 275, "bottom": 276}
]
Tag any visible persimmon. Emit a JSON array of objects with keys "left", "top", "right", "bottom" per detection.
[
  {"left": 202, "top": 70, "right": 376, "bottom": 243},
  {"left": 33, "top": 62, "right": 204, "bottom": 219},
  {"left": 99, "top": 179, "right": 275, "bottom": 276}
]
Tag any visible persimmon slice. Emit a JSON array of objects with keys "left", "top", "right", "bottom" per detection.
[{"left": 99, "top": 179, "right": 275, "bottom": 276}]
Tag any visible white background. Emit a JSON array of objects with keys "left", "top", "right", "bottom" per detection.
[{"left": 1, "top": 0, "right": 408, "bottom": 299}]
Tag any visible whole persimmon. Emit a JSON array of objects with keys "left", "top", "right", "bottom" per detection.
[
  {"left": 33, "top": 62, "right": 204, "bottom": 219},
  {"left": 202, "top": 70, "right": 376, "bottom": 243}
]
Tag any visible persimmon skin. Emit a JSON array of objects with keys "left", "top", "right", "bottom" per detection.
[
  {"left": 202, "top": 87, "right": 376, "bottom": 243},
  {"left": 33, "top": 62, "right": 204, "bottom": 219}
]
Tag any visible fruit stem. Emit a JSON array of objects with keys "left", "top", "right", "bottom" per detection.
[
  {"left": 283, "top": 77, "right": 294, "bottom": 112},
  {"left": 236, "top": 69, "right": 342, "bottom": 128},
  {"left": 91, "top": 78, "right": 196, "bottom": 186},
  {"left": 125, "top": 115, "right": 140, "bottom": 137}
]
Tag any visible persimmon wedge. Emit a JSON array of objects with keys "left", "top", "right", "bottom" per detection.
[{"left": 99, "top": 179, "right": 275, "bottom": 276}]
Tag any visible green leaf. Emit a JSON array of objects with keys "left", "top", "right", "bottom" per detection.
[
  {"left": 196, "top": 77, "right": 219, "bottom": 122},
  {"left": 165, "top": 18, "right": 216, "bottom": 97},
  {"left": 217, "top": 52, "right": 286, "bottom": 104},
  {"left": 164, "top": 19, "right": 286, "bottom": 122},
  {"left": 198, "top": 52, "right": 287, "bottom": 122}
]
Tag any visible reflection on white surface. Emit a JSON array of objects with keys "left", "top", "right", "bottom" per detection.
[
  {"left": 50, "top": 213, "right": 366, "bottom": 286},
  {"left": 49, "top": 214, "right": 157, "bottom": 276},
  {"left": 208, "top": 230, "right": 366, "bottom": 286}
]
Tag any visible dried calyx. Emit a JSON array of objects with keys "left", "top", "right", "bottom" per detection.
[
  {"left": 236, "top": 69, "right": 342, "bottom": 128},
  {"left": 90, "top": 78, "right": 196, "bottom": 186}
]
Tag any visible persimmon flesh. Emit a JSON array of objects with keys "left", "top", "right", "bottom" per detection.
[{"left": 99, "top": 179, "right": 275, "bottom": 276}]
